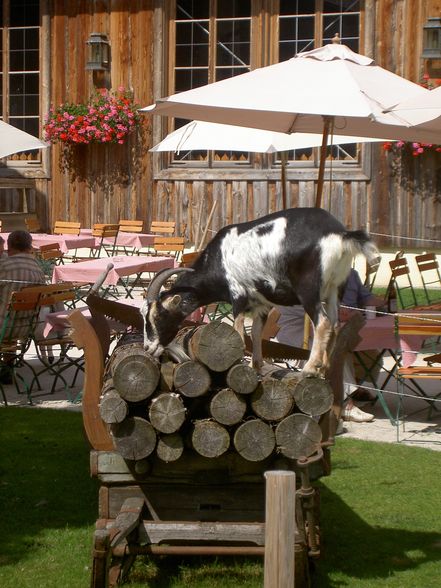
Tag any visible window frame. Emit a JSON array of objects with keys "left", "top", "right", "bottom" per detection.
[
  {"left": 152, "top": 0, "right": 372, "bottom": 183},
  {"left": 0, "top": 0, "right": 48, "bottom": 180}
]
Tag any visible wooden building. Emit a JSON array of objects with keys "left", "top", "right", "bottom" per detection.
[{"left": 0, "top": 0, "right": 440, "bottom": 248}]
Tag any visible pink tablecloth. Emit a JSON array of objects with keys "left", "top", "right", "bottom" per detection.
[
  {"left": 52, "top": 254, "right": 176, "bottom": 285},
  {"left": 1, "top": 232, "right": 96, "bottom": 253},
  {"left": 354, "top": 314, "right": 429, "bottom": 367},
  {"left": 81, "top": 229, "right": 155, "bottom": 249},
  {"left": 32, "top": 233, "right": 97, "bottom": 253}
]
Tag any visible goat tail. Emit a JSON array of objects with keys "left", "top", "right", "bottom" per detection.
[{"left": 343, "top": 230, "right": 380, "bottom": 265}]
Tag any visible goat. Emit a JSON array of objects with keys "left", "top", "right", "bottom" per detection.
[{"left": 141, "top": 208, "right": 378, "bottom": 377}]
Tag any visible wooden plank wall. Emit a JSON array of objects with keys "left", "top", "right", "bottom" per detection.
[
  {"left": 46, "top": 0, "right": 153, "bottom": 231},
  {"left": 370, "top": 0, "right": 441, "bottom": 250},
  {"left": 37, "top": 0, "right": 441, "bottom": 250}
]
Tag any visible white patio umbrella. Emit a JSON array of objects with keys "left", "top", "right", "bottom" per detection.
[
  {"left": 0, "top": 120, "right": 47, "bottom": 158},
  {"left": 385, "top": 85, "right": 441, "bottom": 130},
  {"left": 143, "top": 41, "right": 438, "bottom": 207},
  {"left": 150, "top": 119, "right": 385, "bottom": 207}
]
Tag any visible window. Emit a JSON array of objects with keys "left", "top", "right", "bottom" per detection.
[
  {"left": 0, "top": 0, "right": 41, "bottom": 164},
  {"left": 163, "top": 0, "right": 363, "bottom": 171}
]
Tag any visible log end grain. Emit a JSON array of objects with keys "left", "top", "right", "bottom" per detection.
[
  {"left": 111, "top": 416, "right": 157, "bottom": 461},
  {"left": 233, "top": 419, "right": 275, "bottom": 462},
  {"left": 275, "top": 414, "right": 322, "bottom": 460},
  {"left": 293, "top": 377, "right": 334, "bottom": 416},
  {"left": 191, "top": 420, "right": 230, "bottom": 458}
]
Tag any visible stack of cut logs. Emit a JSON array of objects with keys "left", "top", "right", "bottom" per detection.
[{"left": 99, "top": 321, "right": 334, "bottom": 464}]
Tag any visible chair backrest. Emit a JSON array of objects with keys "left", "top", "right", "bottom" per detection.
[
  {"left": 38, "top": 242, "right": 64, "bottom": 261},
  {"left": 119, "top": 219, "right": 144, "bottom": 233},
  {"left": 389, "top": 256, "right": 418, "bottom": 309},
  {"left": 0, "top": 289, "right": 41, "bottom": 345},
  {"left": 415, "top": 252, "right": 441, "bottom": 305},
  {"left": 92, "top": 223, "right": 119, "bottom": 238},
  {"left": 150, "top": 220, "right": 176, "bottom": 235},
  {"left": 180, "top": 251, "right": 200, "bottom": 267},
  {"left": 364, "top": 255, "right": 381, "bottom": 291},
  {"left": 25, "top": 217, "right": 41, "bottom": 233},
  {"left": 396, "top": 313, "right": 441, "bottom": 338},
  {"left": 23, "top": 282, "right": 77, "bottom": 309},
  {"left": 53, "top": 220, "right": 81, "bottom": 235},
  {"left": 153, "top": 236, "right": 185, "bottom": 260}
]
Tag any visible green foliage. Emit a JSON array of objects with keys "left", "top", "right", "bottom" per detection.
[{"left": 0, "top": 409, "right": 440, "bottom": 587}]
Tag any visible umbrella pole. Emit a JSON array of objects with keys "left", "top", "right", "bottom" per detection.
[
  {"left": 280, "top": 151, "right": 287, "bottom": 209},
  {"left": 314, "top": 116, "right": 332, "bottom": 208}
]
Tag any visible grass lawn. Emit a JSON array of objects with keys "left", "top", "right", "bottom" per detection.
[{"left": 1, "top": 408, "right": 440, "bottom": 587}]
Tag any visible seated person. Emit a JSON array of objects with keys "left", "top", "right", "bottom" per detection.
[
  {"left": 274, "top": 268, "right": 384, "bottom": 423},
  {"left": 0, "top": 230, "right": 45, "bottom": 384}
]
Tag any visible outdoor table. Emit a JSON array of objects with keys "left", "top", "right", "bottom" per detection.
[
  {"left": 81, "top": 229, "right": 156, "bottom": 254},
  {"left": 52, "top": 254, "right": 176, "bottom": 298},
  {"left": 352, "top": 311, "right": 436, "bottom": 424},
  {"left": 30, "top": 233, "right": 97, "bottom": 254},
  {"left": 0, "top": 231, "right": 97, "bottom": 254}
]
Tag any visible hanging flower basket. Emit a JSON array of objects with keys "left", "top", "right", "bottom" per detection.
[{"left": 43, "top": 87, "right": 143, "bottom": 145}]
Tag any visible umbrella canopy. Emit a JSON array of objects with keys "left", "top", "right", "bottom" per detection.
[
  {"left": 385, "top": 85, "right": 441, "bottom": 129},
  {"left": 0, "top": 120, "right": 47, "bottom": 158},
  {"left": 143, "top": 43, "right": 437, "bottom": 143},
  {"left": 150, "top": 120, "right": 383, "bottom": 154},
  {"left": 151, "top": 119, "right": 385, "bottom": 209},
  {"left": 143, "top": 42, "right": 439, "bottom": 206}
]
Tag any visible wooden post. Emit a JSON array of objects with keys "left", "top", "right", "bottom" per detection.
[{"left": 264, "top": 470, "right": 296, "bottom": 588}]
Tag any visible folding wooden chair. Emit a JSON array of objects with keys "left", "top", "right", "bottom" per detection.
[
  {"left": 415, "top": 252, "right": 441, "bottom": 307},
  {"left": 180, "top": 250, "right": 200, "bottom": 267},
  {"left": 91, "top": 223, "right": 120, "bottom": 257},
  {"left": 395, "top": 313, "right": 441, "bottom": 439},
  {"left": 25, "top": 282, "right": 84, "bottom": 401},
  {"left": 53, "top": 220, "right": 81, "bottom": 235},
  {"left": 150, "top": 220, "right": 176, "bottom": 235},
  {"left": 0, "top": 289, "right": 42, "bottom": 405},
  {"left": 389, "top": 256, "right": 420, "bottom": 310},
  {"left": 364, "top": 255, "right": 381, "bottom": 291},
  {"left": 118, "top": 219, "right": 144, "bottom": 233},
  {"left": 35, "top": 242, "right": 65, "bottom": 282},
  {"left": 151, "top": 236, "right": 185, "bottom": 262}
]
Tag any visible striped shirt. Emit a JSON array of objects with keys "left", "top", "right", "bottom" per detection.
[{"left": 0, "top": 253, "right": 45, "bottom": 339}]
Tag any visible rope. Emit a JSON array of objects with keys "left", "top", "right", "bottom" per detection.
[
  {"left": 344, "top": 381, "right": 441, "bottom": 404},
  {"left": 370, "top": 232, "right": 441, "bottom": 244}
]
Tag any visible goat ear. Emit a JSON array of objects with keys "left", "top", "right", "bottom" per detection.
[{"left": 163, "top": 294, "right": 182, "bottom": 312}]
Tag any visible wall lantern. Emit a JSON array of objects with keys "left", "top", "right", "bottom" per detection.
[
  {"left": 86, "top": 33, "right": 110, "bottom": 71},
  {"left": 422, "top": 17, "right": 441, "bottom": 59}
]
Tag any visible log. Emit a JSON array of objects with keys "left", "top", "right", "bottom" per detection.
[
  {"left": 148, "top": 393, "right": 186, "bottom": 434},
  {"left": 99, "top": 389, "right": 128, "bottom": 424},
  {"left": 111, "top": 416, "right": 157, "bottom": 460},
  {"left": 110, "top": 343, "right": 160, "bottom": 402},
  {"left": 209, "top": 388, "right": 247, "bottom": 426},
  {"left": 173, "top": 360, "right": 212, "bottom": 397},
  {"left": 250, "top": 376, "right": 294, "bottom": 422},
  {"left": 191, "top": 420, "right": 230, "bottom": 458},
  {"left": 275, "top": 414, "right": 322, "bottom": 460},
  {"left": 292, "top": 377, "right": 333, "bottom": 416},
  {"left": 233, "top": 419, "right": 275, "bottom": 462},
  {"left": 175, "top": 321, "right": 245, "bottom": 372},
  {"left": 226, "top": 363, "right": 259, "bottom": 395},
  {"left": 156, "top": 433, "right": 184, "bottom": 463}
]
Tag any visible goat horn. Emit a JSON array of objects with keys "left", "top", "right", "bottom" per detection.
[{"left": 146, "top": 267, "right": 194, "bottom": 302}]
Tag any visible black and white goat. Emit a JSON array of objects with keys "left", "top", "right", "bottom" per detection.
[{"left": 141, "top": 208, "right": 378, "bottom": 376}]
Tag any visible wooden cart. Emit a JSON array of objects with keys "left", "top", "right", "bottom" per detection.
[{"left": 69, "top": 299, "right": 363, "bottom": 588}]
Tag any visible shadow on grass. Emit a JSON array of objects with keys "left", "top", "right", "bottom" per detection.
[
  {"left": 0, "top": 407, "right": 98, "bottom": 566},
  {"left": 313, "top": 481, "right": 441, "bottom": 586}
]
